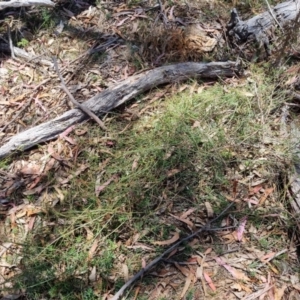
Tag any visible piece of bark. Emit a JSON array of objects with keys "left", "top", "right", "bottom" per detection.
[
  {"left": 227, "top": 0, "right": 300, "bottom": 55},
  {"left": 0, "top": 0, "right": 54, "bottom": 10},
  {"left": 0, "top": 61, "right": 241, "bottom": 159}
]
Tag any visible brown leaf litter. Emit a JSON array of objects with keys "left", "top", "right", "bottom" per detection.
[{"left": 0, "top": 0, "right": 300, "bottom": 299}]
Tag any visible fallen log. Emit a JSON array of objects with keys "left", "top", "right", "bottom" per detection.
[
  {"left": 0, "top": 0, "right": 55, "bottom": 10},
  {"left": 227, "top": 0, "right": 300, "bottom": 55},
  {"left": 0, "top": 61, "right": 241, "bottom": 159}
]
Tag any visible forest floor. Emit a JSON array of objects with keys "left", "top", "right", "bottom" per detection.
[{"left": 1, "top": 0, "right": 300, "bottom": 299}]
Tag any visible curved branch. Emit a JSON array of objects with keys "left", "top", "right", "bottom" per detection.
[
  {"left": 0, "top": 61, "right": 241, "bottom": 158},
  {"left": 111, "top": 203, "right": 234, "bottom": 300}
]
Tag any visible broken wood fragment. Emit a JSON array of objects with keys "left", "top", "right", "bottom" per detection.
[{"left": 227, "top": 0, "right": 300, "bottom": 56}]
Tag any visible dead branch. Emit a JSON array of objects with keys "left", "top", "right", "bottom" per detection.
[
  {"left": 0, "top": 61, "right": 241, "bottom": 158},
  {"left": 227, "top": 0, "right": 300, "bottom": 55},
  {"left": 111, "top": 202, "right": 234, "bottom": 300},
  {"left": 53, "top": 58, "right": 107, "bottom": 131},
  {"left": 0, "top": 0, "right": 54, "bottom": 10}
]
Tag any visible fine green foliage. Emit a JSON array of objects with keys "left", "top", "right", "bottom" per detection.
[
  {"left": 40, "top": 8, "right": 55, "bottom": 29},
  {"left": 17, "top": 38, "right": 29, "bottom": 48}
]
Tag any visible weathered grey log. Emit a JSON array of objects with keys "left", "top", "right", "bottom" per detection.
[
  {"left": 227, "top": 0, "right": 300, "bottom": 55},
  {"left": 0, "top": 61, "right": 241, "bottom": 159},
  {"left": 0, "top": 43, "right": 53, "bottom": 66},
  {"left": 0, "top": 0, "right": 54, "bottom": 10}
]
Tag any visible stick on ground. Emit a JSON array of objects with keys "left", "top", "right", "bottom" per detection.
[
  {"left": 111, "top": 202, "right": 234, "bottom": 300},
  {"left": 53, "top": 58, "right": 107, "bottom": 131}
]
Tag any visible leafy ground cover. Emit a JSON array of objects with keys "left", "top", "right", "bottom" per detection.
[{"left": 0, "top": 0, "right": 300, "bottom": 299}]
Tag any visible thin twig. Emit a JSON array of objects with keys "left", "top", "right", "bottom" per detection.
[
  {"left": 161, "top": 246, "right": 239, "bottom": 266},
  {"left": 52, "top": 58, "right": 107, "bottom": 131},
  {"left": 205, "top": 225, "right": 237, "bottom": 231},
  {"left": 111, "top": 202, "right": 234, "bottom": 300},
  {"left": 264, "top": 0, "right": 283, "bottom": 31},
  {"left": 256, "top": 248, "right": 288, "bottom": 269},
  {"left": 157, "top": 0, "right": 168, "bottom": 26}
]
